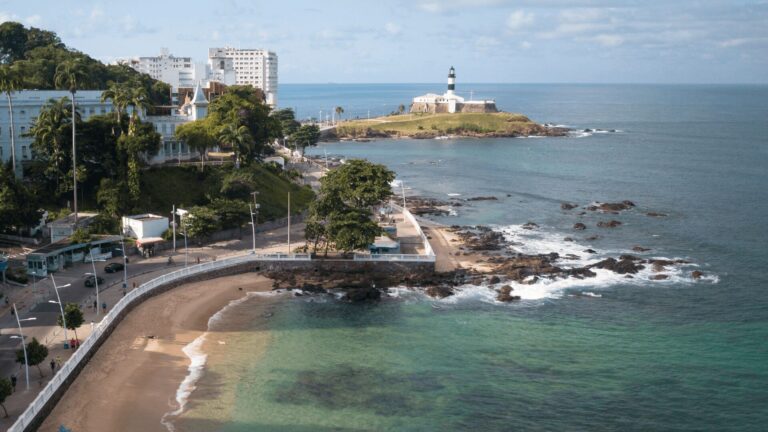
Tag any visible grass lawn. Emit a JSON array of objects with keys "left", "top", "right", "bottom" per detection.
[{"left": 337, "top": 112, "right": 539, "bottom": 137}]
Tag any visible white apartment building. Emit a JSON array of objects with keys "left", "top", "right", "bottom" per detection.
[
  {"left": 208, "top": 47, "right": 278, "bottom": 106},
  {"left": 0, "top": 90, "right": 115, "bottom": 176},
  {"left": 126, "top": 48, "right": 206, "bottom": 104}
]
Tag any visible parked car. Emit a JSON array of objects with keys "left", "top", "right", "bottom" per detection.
[
  {"left": 84, "top": 275, "right": 104, "bottom": 288},
  {"left": 104, "top": 262, "right": 125, "bottom": 273}
]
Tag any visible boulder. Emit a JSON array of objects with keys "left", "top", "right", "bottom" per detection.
[
  {"left": 597, "top": 220, "right": 622, "bottom": 228},
  {"left": 496, "top": 285, "right": 521, "bottom": 302},
  {"left": 596, "top": 202, "right": 635, "bottom": 212},
  {"left": 425, "top": 286, "right": 455, "bottom": 299},
  {"left": 585, "top": 235, "right": 599, "bottom": 241},
  {"left": 646, "top": 212, "right": 667, "bottom": 217},
  {"left": 522, "top": 222, "right": 539, "bottom": 230},
  {"left": 584, "top": 249, "right": 597, "bottom": 254},
  {"left": 573, "top": 223, "right": 587, "bottom": 230},
  {"left": 467, "top": 196, "right": 498, "bottom": 201},
  {"left": 619, "top": 254, "right": 640, "bottom": 261},
  {"left": 650, "top": 274, "right": 669, "bottom": 280},
  {"left": 489, "top": 275, "right": 501, "bottom": 284},
  {"left": 632, "top": 246, "right": 651, "bottom": 252},
  {"left": 561, "top": 203, "right": 578, "bottom": 210},
  {"left": 564, "top": 237, "right": 574, "bottom": 242},
  {"left": 343, "top": 286, "right": 382, "bottom": 302},
  {"left": 691, "top": 270, "right": 703, "bottom": 280},
  {"left": 615, "top": 259, "right": 644, "bottom": 274}
]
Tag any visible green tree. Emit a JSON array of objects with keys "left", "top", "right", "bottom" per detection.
[
  {"left": 208, "top": 86, "right": 280, "bottom": 160},
  {"left": 27, "top": 97, "right": 73, "bottom": 193},
  {"left": 290, "top": 124, "right": 321, "bottom": 156},
  {"left": 117, "top": 121, "right": 161, "bottom": 201},
  {"left": 0, "top": 64, "right": 22, "bottom": 174},
  {"left": 271, "top": 108, "right": 300, "bottom": 139},
  {"left": 320, "top": 159, "right": 395, "bottom": 210},
  {"left": 218, "top": 123, "right": 253, "bottom": 168},
  {"left": 334, "top": 106, "right": 344, "bottom": 123},
  {"left": 15, "top": 337, "right": 48, "bottom": 378},
  {"left": 0, "top": 22, "right": 27, "bottom": 64},
  {"left": 100, "top": 81, "right": 129, "bottom": 133},
  {"left": 54, "top": 58, "right": 88, "bottom": 221},
  {"left": 181, "top": 206, "right": 220, "bottom": 240},
  {"left": 209, "top": 198, "right": 249, "bottom": 229},
  {"left": 58, "top": 302, "right": 84, "bottom": 342},
  {"left": 0, "top": 378, "right": 11, "bottom": 417},
  {"left": 176, "top": 118, "right": 217, "bottom": 170},
  {"left": 126, "top": 85, "right": 151, "bottom": 135},
  {"left": 398, "top": 104, "right": 406, "bottom": 115},
  {"left": 327, "top": 208, "right": 382, "bottom": 252},
  {"left": 0, "top": 163, "right": 41, "bottom": 232}
]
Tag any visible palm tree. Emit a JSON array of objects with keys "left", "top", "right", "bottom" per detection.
[
  {"left": 126, "top": 85, "right": 151, "bottom": 136},
  {"left": 334, "top": 106, "right": 344, "bottom": 124},
  {"left": 54, "top": 58, "right": 88, "bottom": 223},
  {"left": 0, "top": 65, "right": 22, "bottom": 176},
  {"left": 398, "top": 104, "right": 406, "bottom": 115},
  {"left": 28, "top": 97, "right": 72, "bottom": 193},
  {"left": 218, "top": 123, "right": 252, "bottom": 168},
  {"left": 100, "top": 82, "right": 129, "bottom": 134}
]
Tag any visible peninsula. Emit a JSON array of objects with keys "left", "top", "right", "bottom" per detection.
[{"left": 330, "top": 67, "right": 568, "bottom": 140}]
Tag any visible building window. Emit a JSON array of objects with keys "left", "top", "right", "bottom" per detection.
[
  {"left": 20, "top": 110, "right": 25, "bottom": 115},
  {"left": 20, "top": 126, "right": 25, "bottom": 133},
  {"left": 22, "top": 146, "right": 28, "bottom": 159}
]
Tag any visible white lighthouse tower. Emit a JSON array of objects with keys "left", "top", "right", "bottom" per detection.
[{"left": 447, "top": 66, "right": 456, "bottom": 96}]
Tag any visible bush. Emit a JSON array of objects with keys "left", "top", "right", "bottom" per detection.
[{"left": 6, "top": 267, "right": 28, "bottom": 284}]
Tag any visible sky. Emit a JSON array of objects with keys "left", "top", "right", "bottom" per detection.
[{"left": 1, "top": 0, "right": 767, "bottom": 83}]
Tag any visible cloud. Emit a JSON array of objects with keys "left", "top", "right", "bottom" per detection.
[
  {"left": 385, "top": 22, "right": 401, "bottom": 35},
  {"left": 591, "top": 34, "right": 624, "bottom": 47},
  {"left": 520, "top": 40, "right": 532, "bottom": 49},
  {"left": 507, "top": 10, "right": 534, "bottom": 31},
  {"left": 25, "top": 15, "right": 41, "bottom": 25},
  {"left": 0, "top": 12, "right": 19, "bottom": 23}
]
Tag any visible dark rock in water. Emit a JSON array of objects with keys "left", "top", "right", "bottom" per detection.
[
  {"left": 652, "top": 262, "right": 666, "bottom": 272},
  {"left": 343, "top": 286, "right": 381, "bottom": 302},
  {"left": 573, "top": 223, "right": 587, "bottom": 230},
  {"left": 426, "top": 286, "right": 454, "bottom": 299},
  {"left": 591, "top": 257, "right": 644, "bottom": 274},
  {"left": 594, "top": 201, "right": 636, "bottom": 212},
  {"left": 619, "top": 254, "right": 641, "bottom": 261},
  {"left": 610, "top": 129, "right": 617, "bottom": 133},
  {"left": 497, "top": 285, "right": 521, "bottom": 302},
  {"left": 564, "top": 253, "right": 581, "bottom": 260},
  {"left": 650, "top": 274, "right": 669, "bottom": 280},
  {"left": 564, "top": 237, "right": 574, "bottom": 242},
  {"left": 584, "top": 128, "right": 593, "bottom": 132},
  {"left": 507, "top": 193, "right": 512, "bottom": 197},
  {"left": 584, "top": 249, "right": 597, "bottom": 254},
  {"left": 585, "top": 235, "right": 599, "bottom": 241},
  {"left": 646, "top": 212, "right": 667, "bottom": 217},
  {"left": 489, "top": 275, "right": 501, "bottom": 284},
  {"left": 561, "top": 203, "right": 578, "bottom": 210},
  {"left": 577, "top": 211, "right": 587, "bottom": 216},
  {"left": 522, "top": 222, "right": 539, "bottom": 230},
  {"left": 522, "top": 276, "right": 539, "bottom": 285},
  {"left": 302, "top": 283, "right": 327, "bottom": 294},
  {"left": 597, "top": 220, "right": 622, "bottom": 228},
  {"left": 467, "top": 196, "right": 498, "bottom": 201},
  {"left": 567, "top": 267, "right": 597, "bottom": 278},
  {"left": 632, "top": 246, "right": 651, "bottom": 252},
  {"left": 692, "top": 270, "right": 703, "bottom": 280}
]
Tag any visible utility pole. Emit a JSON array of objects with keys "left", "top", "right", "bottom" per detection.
[
  {"left": 249, "top": 204, "right": 256, "bottom": 253},
  {"left": 287, "top": 192, "right": 291, "bottom": 254},
  {"left": 172, "top": 205, "right": 176, "bottom": 252}
]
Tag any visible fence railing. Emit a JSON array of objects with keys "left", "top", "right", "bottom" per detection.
[
  {"left": 7, "top": 252, "right": 308, "bottom": 432},
  {"left": 353, "top": 253, "right": 436, "bottom": 262},
  {"left": 390, "top": 203, "right": 435, "bottom": 258}
]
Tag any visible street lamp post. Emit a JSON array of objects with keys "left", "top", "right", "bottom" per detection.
[
  {"left": 88, "top": 250, "right": 100, "bottom": 317},
  {"left": 119, "top": 236, "right": 128, "bottom": 291},
  {"left": 12, "top": 304, "right": 36, "bottom": 391},
  {"left": 49, "top": 274, "right": 71, "bottom": 346},
  {"left": 180, "top": 232, "right": 188, "bottom": 267},
  {"left": 287, "top": 192, "right": 291, "bottom": 255}
]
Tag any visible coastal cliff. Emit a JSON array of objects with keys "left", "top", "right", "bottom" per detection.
[{"left": 329, "top": 112, "right": 568, "bottom": 140}]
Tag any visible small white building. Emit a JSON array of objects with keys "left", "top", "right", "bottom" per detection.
[
  {"left": 49, "top": 212, "right": 98, "bottom": 243},
  {"left": 122, "top": 213, "right": 169, "bottom": 240},
  {"left": 145, "top": 83, "right": 209, "bottom": 164}
]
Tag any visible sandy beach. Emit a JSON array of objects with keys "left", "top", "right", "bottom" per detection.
[{"left": 40, "top": 273, "right": 276, "bottom": 432}]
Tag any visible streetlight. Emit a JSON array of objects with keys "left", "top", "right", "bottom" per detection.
[
  {"left": 287, "top": 191, "right": 291, "bottom": 255},
  {"left": 116, "top": 236, "right": 128, "bottom": 292},
  {"left": 179, "top": 231, "right": 188, "bottom": 267},
  {"left": 87, "top": 249, "right": 100, "bottom": 316},
  {"left": 12, "top": 304, "right": 36, "bottom": 391},
  {"left": 49, "top": 274, "right": 71, "bottom": 347}
]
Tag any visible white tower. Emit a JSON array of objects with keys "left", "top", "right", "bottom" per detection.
[
  {"left": 447, "top": 66, "right": 456, "bottom": 96},
  {"left": 190, "top": 83, "right": 209, "bottom": 121}
]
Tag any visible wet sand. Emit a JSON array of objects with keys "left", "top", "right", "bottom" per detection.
[{"left": 40, "top": 274, "right": 275, "bottom": 432}]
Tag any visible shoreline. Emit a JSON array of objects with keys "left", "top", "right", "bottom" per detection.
[{"left": 40, "top": 273, "right": 276, "bottom": 432}]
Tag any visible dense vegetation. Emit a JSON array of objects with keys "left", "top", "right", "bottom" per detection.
[
  {"left": 0, "top": 22, "right": 314, "bottom": 241},
  {"left": 0, "top": 21, "right": 170, "bottom": 106}
]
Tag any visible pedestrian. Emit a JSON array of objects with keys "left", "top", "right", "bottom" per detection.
[
  {"left": 102, "top": 302, "right": 107, "bottom": 313},
  {"left": 133, "top": 282, "right": 136, "bottom": 289},
  {"left": 10, "top": 307, "right": 14, "bottom": 316},
  {"left": 55, "top": 355, "right": 62, "bottom": 368},
  {"left": 10, "top": 374, "right": 16, "bottom": 392},
  {"left": 93, "top": 299, "right": 97, "bottom": 310},
  {"left": 50, "top": 359, "right": 56, "bottom": 374},
  {"left": 4, "top": 297, "right": 8, "bottom": 306},
  {"left": 196, "top": 256, "right": 200, "bottom": 264}
]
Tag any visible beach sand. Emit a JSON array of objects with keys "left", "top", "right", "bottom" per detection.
[{"left": 40, "top": 273, "right": 275, "bottom": 432}]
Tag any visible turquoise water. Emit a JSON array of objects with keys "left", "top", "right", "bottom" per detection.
[{"left": 218, "top": 84, "right": 768, "bottom": 431}]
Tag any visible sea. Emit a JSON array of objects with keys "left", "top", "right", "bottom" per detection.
[{"left": 176, "top": 84, "right": 768, "bottom": 431}]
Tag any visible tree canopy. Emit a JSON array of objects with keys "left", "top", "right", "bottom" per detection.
[
  {"left": 16, "top": 337, "right": 49, "bottom": 378},
  {"left": 306, "top": 160, "right": 394, "bottom": 253},
  {"left": 58, "top": 303, "right": 84, "bottom": 342}
]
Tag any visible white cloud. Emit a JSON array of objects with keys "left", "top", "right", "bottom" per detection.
[
  {"left": 507, "top": 10, "right": 534, "bottom": 31},
  {"left": 718, "top": 38, "right": 749, "bottom": 48},
  {"left": 385, "top": 22, "right": 401, "bottom": 35},
  {"left": 25, "top": 15, "right": 41, "bottom": 25},
  {"left": 0, "top": 12, "right": 19, "bottom": 23},
  {"left": 475, "top": 36, "right": 500, "bottom": 50},
  {"left": 592, "top": 34, "right": 624, "bottom": 47},
  {"left": 520, "top": 40, "right": 532, "bottom": 49}
]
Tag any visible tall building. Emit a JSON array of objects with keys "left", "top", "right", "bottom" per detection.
[
  {"left": 208, "top": 47, "right": 278, "bottom": 106},
  {"left": 124, "top": 48, "right": 206, "bottom": 104}
]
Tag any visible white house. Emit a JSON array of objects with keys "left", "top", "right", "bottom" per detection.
[
  {"left": 145, "top": 83, "right": 209, "bottom": 164},
  {"left": 122, "top": 213, "right": 169, "bottom": 240}
]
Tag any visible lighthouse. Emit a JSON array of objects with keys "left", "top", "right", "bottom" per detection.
[{"left": 447, "top": 66, "right": 456, "bottom": 96}]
